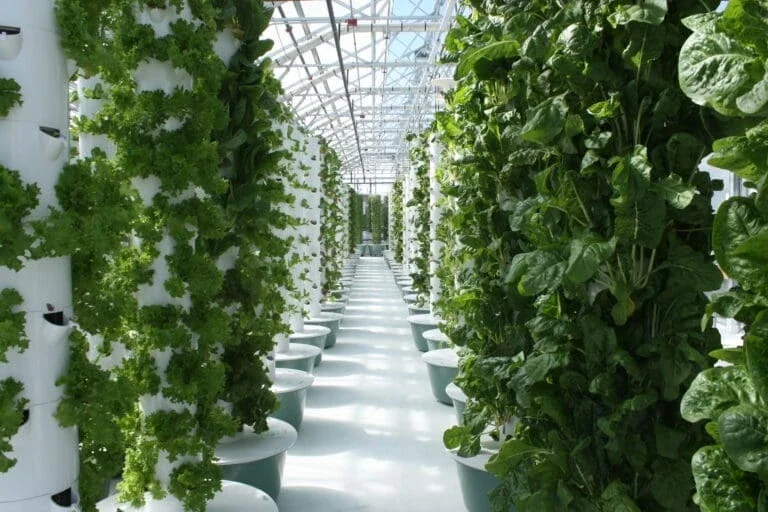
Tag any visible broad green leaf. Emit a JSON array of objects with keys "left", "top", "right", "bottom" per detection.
[
  {"left": 745, "top": 312, "right": 768, "bottom": 403},
  {"left": 444, "top": 425, "right": 471, "bottom": 449},
  {"left": 456, "top": 40, "right": 521, "bottom": 79},
  {"left": 720, "top": 0, "right": 768, "bottom": 57},
  {"left": 557, "top": 23, "right": 596, "bottom": 57},
  {"left": 517, "top": 252, "right": 567, "bottom": 296},
  {"left": 713, "top": 197, "right": 768, "bottom": 290},
  {"left": 681, "top": 12, "right": 720, "bottom": 32},
  {"left": 681, "top": 366, "right": 758, "bottom": 423},
  {"left": 608, "top": 0, "right": 667, "bottom": 27},
  {"left": 599, "top": 482, "right": 641, "bottom": 512},
  {"left": 692, "top": 445, "right": 758, "bottom": 512},
  {"left": 650, "top": 459, "right": 694, "bottom": 509},
  {"left": 610, "top": 145, "right": 652, "bottom": 207},
  {"left": 588, "top": 94, "right": 622, "bottom": 120},
  {"left": 664, "top": 239, "right": 723, "bottom": 292},
  {"left": 678, "top": 30, "right": 759, "bottom": 116},
  {"left": 710, "top": 348, "right": 746, "bottom": 366},
  {"left": 521, "top": 96, "right": 569, "bottom": 146},
  {"left": 654, "top": 423, "right": 686, "bottom": 459},
  {"left": 566, "top": 237, "right": 614, "bottom": 283},
  {"left": 613, "top": 194, "right": 666, "bottom": 249},
  {"left": 718, "top": 403, "right": 768, "bottom": 475},
  {"left": 737, "top": 70, "right": 768, "bottom": 114},
  {"left": 486, "top": 440, "right": 544, "bottom": 477},
  {"left": 653, "top": 174, "right": 695, "bottom": 209},
  {"left": 666, "top": 133, "right": 707, "bottom": 181}
]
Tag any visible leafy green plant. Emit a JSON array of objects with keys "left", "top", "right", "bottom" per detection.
[
  {"left": 349, "top": 188, "right": 363, "bottom": 253},
  {"left": 0, "top": 78, "right": 22, "bottom": 117},
  {"left": 0, "top": 76, "right": 30, "bottom": 475},
  {"left": 369, "top": 195, "right": 387, "bottom": 244},
  {"left": 438, "top": 1, "right": 725, "bottom": 510},
  {"left": 677, "top": 3, "right": 768, "bottom": 510},
  {"left": 0, "top": 378, "right": 27, "bottom": 473},
  {"left": 407, "top": 131, "right": 431, "bottom": 301},
  {"left": 390, "top": 179, "right": 405, "bottom": 262},
  {"left": 319, "top": 141, "right": 344, "bottom": 296}
]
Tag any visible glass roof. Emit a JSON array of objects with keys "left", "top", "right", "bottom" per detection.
[{"left": 264, "top": 0, "right": 459, "bottom": 190}]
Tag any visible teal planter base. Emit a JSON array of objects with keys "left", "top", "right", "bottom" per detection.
[
  {"left": 407, "top": 314, "right": 439, "bottom": 352},
  {"left": 446, "top": 382, "right": 468, "bottom": 425},
  {"left": 423, "top": 328, "right": 450, "bottom": 351},
  {"left": 422, "top": 349, "right": 459, "bottom": 405},
  {"left": 408, "top": 305, "right": 430, "bottom": 316},
  {"left": 320, "top": 301, "right": 346, "bottom": 316},
  {"left": 290, "top": 325, "right": 330, "bottom": 367},
  {"left": 275, "top": 344, "right": 321, "bottom": 374},
  {"left": 305, "top": 312, "right": 343, "bottom": 349},
  {"left": 450, "top": 443, "right": 504, "bottom": 512},
  {"left": 272, "top": 368, "right": 314, "bottom": 430},
  {"left": 215, "top": 418, "right": 297, "bottom": 502}
]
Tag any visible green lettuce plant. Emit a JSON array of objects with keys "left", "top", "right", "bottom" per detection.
[
  {"left": 349, "top": 188, "right": 363, "bottom": 253},
  {"left": 391, "top": 179, "right": 404, "bottom": 262},
  {"left": 0, "top": 77, "right": 30, "bottom": 474},
  {"left": 369, "top": 195, "right": 386, "bottom": 244},
  {"left": 439, "top": 1, "right": 725, "bottom": 510},
  {"left": 319, "top": 141, "right": 344, "bottom": 296},
  {"left": 677, "top": 2, "right": 768, "bottom": 510},
  {"left": 407, "top": 131, "right": 431, "bottom": 302}
]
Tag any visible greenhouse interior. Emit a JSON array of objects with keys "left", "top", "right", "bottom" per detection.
[{"left": 0, "top": 0, "right": 765, "bottom": 511}]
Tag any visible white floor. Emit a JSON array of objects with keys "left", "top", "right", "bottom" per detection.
[{"left": 278, "top": 257, "right": 464, "bottom": 512}]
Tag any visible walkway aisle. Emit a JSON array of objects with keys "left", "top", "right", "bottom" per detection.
[{"left": 278, "top": 257, "right": 464, "bottom": 512}]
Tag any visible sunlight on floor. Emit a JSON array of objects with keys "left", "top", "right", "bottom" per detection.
[{"left": 278, "top": 257, "right": 464, "bottom": 512}]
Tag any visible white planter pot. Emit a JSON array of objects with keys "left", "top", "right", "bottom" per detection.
[{"left": 0, "top": 401, "right": 79, "bottom": 502}]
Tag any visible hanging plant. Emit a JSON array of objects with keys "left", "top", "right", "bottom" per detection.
[
  {"left": 391, "top": 179, "right": 404, "bottom": 262},
  {"left": 440, "top": 1, "right": 725, "bottom": 510},
  {"left": 677, "top": 3, "right": 768, "bottom": 510},
  {"left": 406, "top": 131, "right": 431, "bottom": 303}
]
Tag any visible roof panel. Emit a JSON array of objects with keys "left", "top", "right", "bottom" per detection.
[{"left": 265, "top": 0, "right": 460, "bottom": 189}]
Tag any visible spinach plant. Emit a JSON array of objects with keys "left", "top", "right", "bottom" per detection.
[
  {"left": 678, "top": 2, "right": 768, "bottom": 510},
  {"left": 319, "top": 141, "right": 344, "bottom": 296},
  {"left": 349, "top": 188, "right": 363, "bottom": 253},
  {"left": 440, "top": 0, "right": 725, "bottom": 510}
]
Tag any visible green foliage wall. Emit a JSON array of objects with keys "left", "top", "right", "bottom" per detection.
[
  {"left": 677, "top": 3, "right": 768, "bottom": 510},
  {"left": 438, "top": 1, "right": 725, "bottom": 510},
  {"left": 369, "top": 195, "right": 388, "bottom": 244},
  {"left": 391, "top": 180, "right": 405, "bottom": 262},
  {"left": 407, "top": 131, "right": 432, "bottom": 300},
  {"left": 53, "top": 1, "right": 289, "bottom": 509},
  {"left": 348, "top": 188, "right": 363, "bottom": 253},
  {"left": 320, "top": 142, "right": 344, "bottom": 295}
]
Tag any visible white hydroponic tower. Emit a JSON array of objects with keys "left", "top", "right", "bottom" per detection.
[{"left": 0, "top": 2, "right": 79, "bottom": 510}]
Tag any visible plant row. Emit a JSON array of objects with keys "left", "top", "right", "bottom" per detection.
[{"left": 429, "top": 1, "right": 767, "bottom": 510}]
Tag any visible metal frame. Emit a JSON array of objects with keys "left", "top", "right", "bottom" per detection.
[{"left": 264, "top": 0, "right": 458, "bottom": 189}]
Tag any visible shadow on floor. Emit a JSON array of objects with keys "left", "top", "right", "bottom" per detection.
[{"left": 278, "top": 486, "right": 368, "bottom": 512}]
